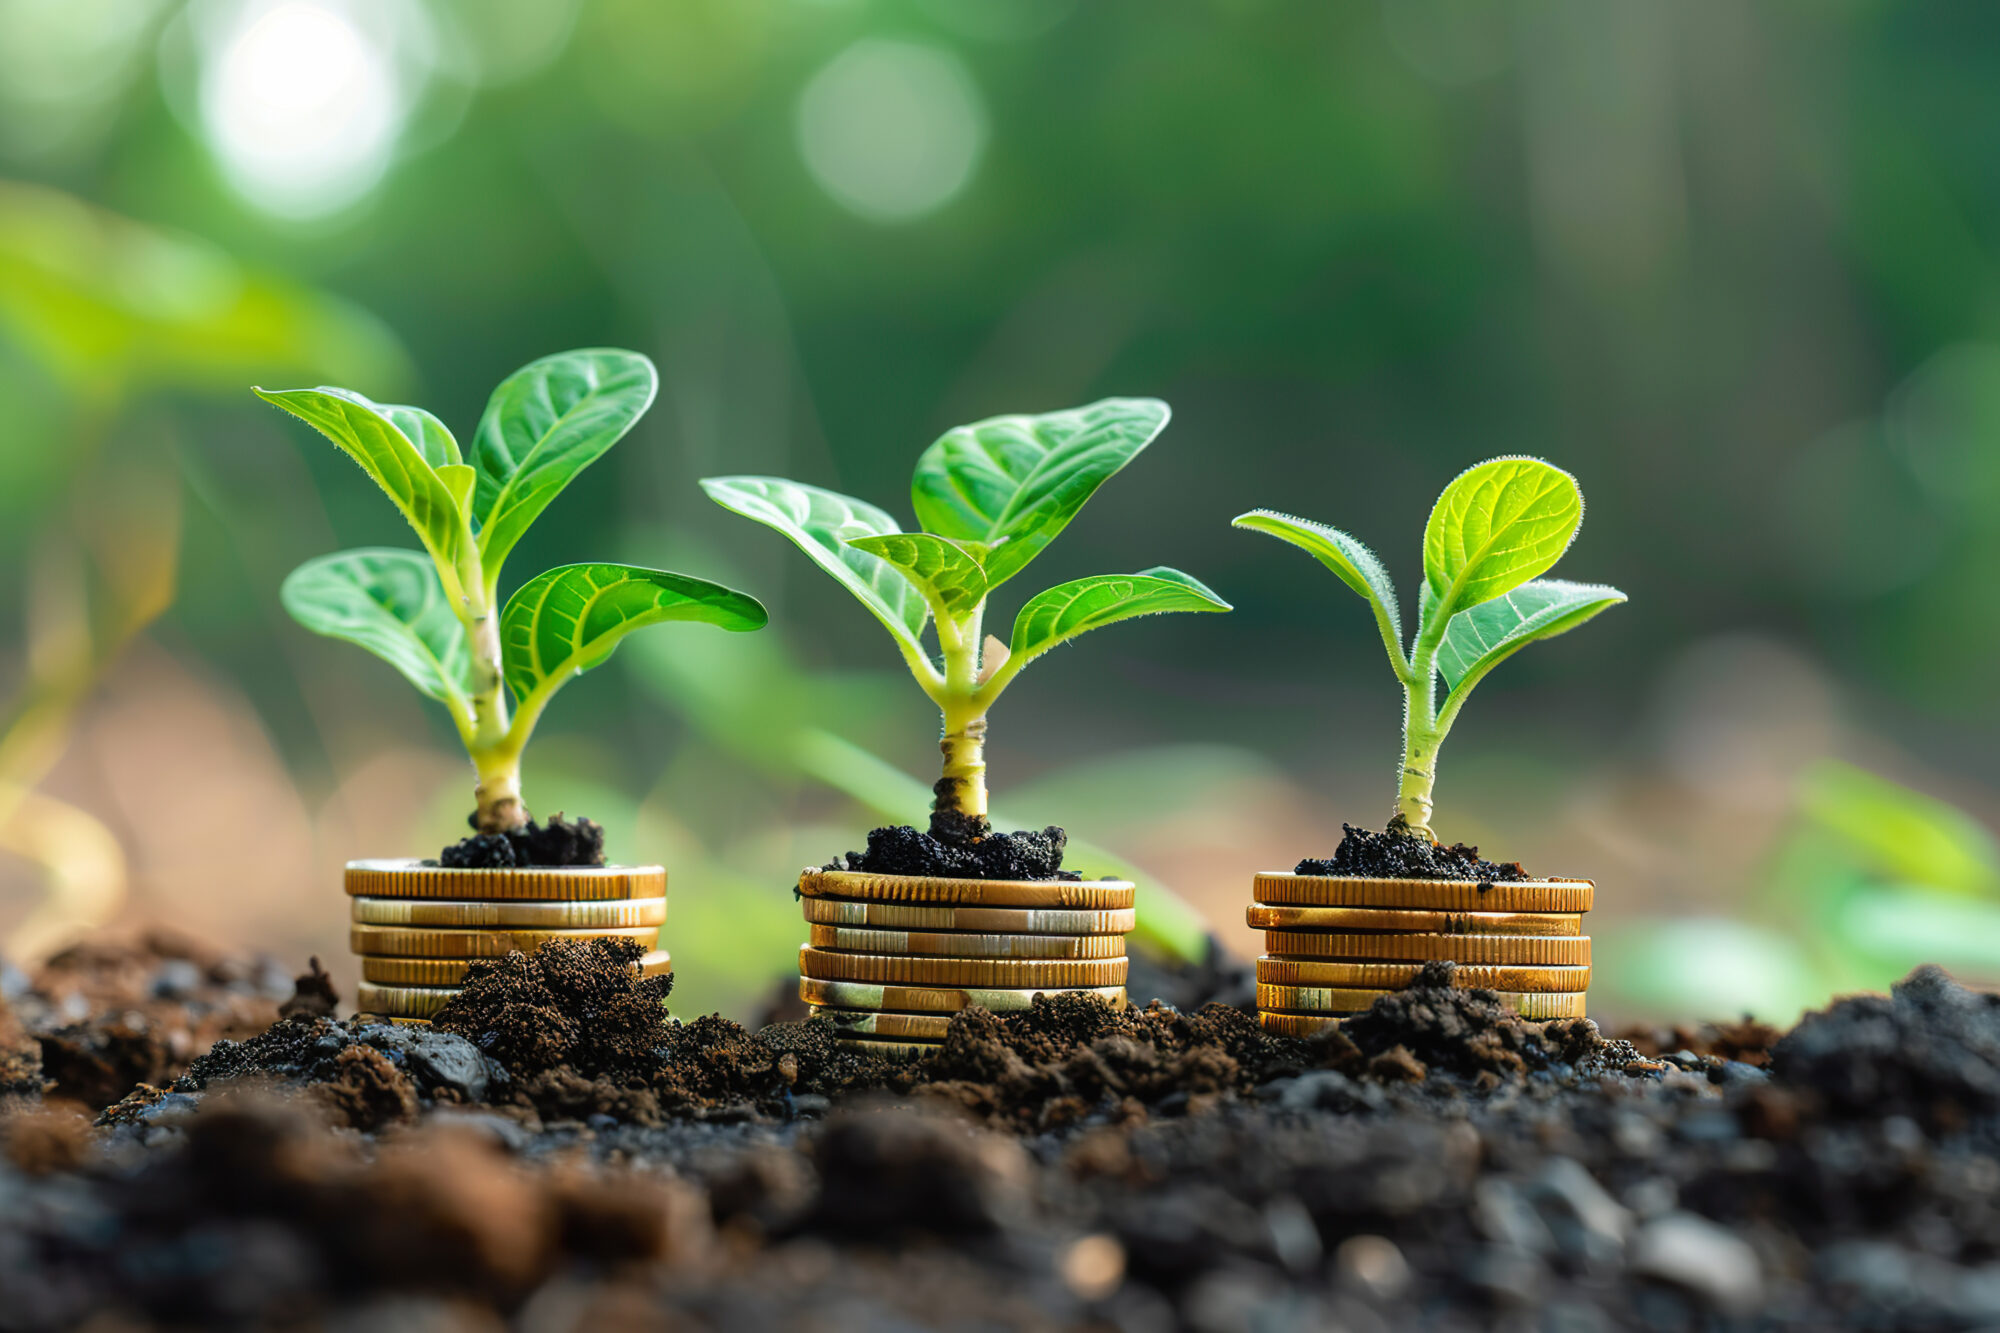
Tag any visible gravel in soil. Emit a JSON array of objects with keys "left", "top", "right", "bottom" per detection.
[
  {"left": 827, "top": 821, "right": 1084, "bottom": 881},
  {"left": 436, "top": 812, "right": 607, "bottom": 869},
  {"left": 7, "top": 935, "right": 2000, "bottom": 1331},
  {"left": 1297, "top": 821, "right": 1531, "bottom": 881}
]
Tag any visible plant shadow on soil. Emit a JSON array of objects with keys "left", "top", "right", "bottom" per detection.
[{"left": 6, "top": 935, "right": 2000, "bottom": 1329}]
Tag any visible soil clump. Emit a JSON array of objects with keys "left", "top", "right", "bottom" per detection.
[
  {"left": 1297, "top": 821, "right": 1530, "bottom": 881},
  {"left": 436, "top": 811, "right": 607, "bottom": 868},
  {"left": 827, "top": 821, "right": 1082, "bottom": 881}
]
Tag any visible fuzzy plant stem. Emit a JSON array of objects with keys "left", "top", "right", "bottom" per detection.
[{"left": 1392, "top": 621, "right": 1445, "bottom": 843}]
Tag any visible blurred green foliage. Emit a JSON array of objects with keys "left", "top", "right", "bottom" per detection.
[{"left": 4, "top": 1, "right": 2000, "bottom": 1015}]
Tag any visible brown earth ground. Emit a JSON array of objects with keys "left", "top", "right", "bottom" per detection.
[{"left": 0, "top": 934, "right": 1994, "bottom": 1331}]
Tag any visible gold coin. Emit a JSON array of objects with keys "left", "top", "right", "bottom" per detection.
[
  {"left": 345, "top": 859, "right": 664, "bottom": 902},
  {"left": 798, "top": 978, "right": 1127, "bottom": 1014},
  {"left": 805, "top": 925, "right": 1127, "bottom": 959},
  {"left": 1257, "top": 983, "right": 1588, "bottom": 1020},
  {"left": 361, "top": 948, "right": 672, "bottom": 986},
  {"left": 1258, "top": 1011, "right": 1344, "bottom": 1038},
  {"left": 1256, "top": 957, "right": 1590, "bottom": 992},
  {"left": 356, "top": 982, "right": 457, "bottom": 1019},
  {"left": 350, "top": 924, "right": 658, "bottom": 959},
  {"left": 799, "top": 869, "right": 1136, "bottom": 910},
  {"left": 810, "top": 1007, "right": 956, "bottom": 1040},
  {"left": 351, "top": 896, "right": 667, "bottom": 928},
  {"left": 798, "top": 947, "right": 1127, "bottom": 988},
  {"left": 801, "top": 897, "right": 1137, "bottom": 935},
  {"left": 834, "top": 1037, "right": 940, "bottom": 1060},
  {"left": 1252, "top": 873, "right": 1593, "bottom": 913},
  {"left": 1262, "top": 932, "right": 1591, "bottom": 966},
  {"left": 1245, "top": 904, "right": 1583, "bottom": 936}
]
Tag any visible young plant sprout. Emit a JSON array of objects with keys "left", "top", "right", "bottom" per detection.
[
  {"left": 1235, "top": 457, "right": 1624, "bottom": 844},
  {"left": 260, "top": 349, "right": 767, "bottom": 837},
  {"left": 703, "top": 398, "right": 1230, "bottom": 842}
]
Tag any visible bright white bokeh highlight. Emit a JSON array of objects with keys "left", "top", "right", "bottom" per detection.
[
  {"left": 796, "top": 39, "right": 988, "bottom": 223},
  {"left": 192, "top": 0, "right": 429, "bottom": 218}
]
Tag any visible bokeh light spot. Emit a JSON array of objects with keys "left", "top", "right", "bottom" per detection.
[
  {"left": 796, "top": 38, "right": 988, "bottom": 223},
  {"left": 193, "top": 0, "right": 426, "bottom": 218}
]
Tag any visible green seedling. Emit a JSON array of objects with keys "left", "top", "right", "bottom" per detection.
[
  {"left": 1235, "top": 457, "right": 1624, "bottom": 843},
  {"left": 260, "top": 348, "right": 768, "bottom": 834},
  {"left": 703, "top": 399, "right": 1230, "bottom": 837}
]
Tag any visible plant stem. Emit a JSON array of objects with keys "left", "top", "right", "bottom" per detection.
[
  {"left": 464, "top": 597, "right": 527, "bottom": 834},
  {"left": 929, "top": 605, "right": 990, "bottom": 837},
  {"left": 1395, "top": 629, "right": 1442, "bottom": 841}
]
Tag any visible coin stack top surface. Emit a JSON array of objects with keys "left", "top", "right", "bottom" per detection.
[
  {"left": 798, "top": 868, "right": 1133, "bottom": 1056},
  {"left": 346, "top": 860, "right": 669, "bottom": 1023},
  {"left": 1248, "top": 870, "right": 1592, "bottom": 1036}
]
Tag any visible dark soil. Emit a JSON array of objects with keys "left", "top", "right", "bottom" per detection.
[
  {"left": 1297, "top": 821, "right": 1531, "bottom": 881},
  {"left": 436, "top": 812, "right": 607, "bottom": 868},
  {"left": 9, "top": 930, "right": 2000, "bottom": 1330},
  {"left": 827, "top": 822, "right": 1083, "bottom": 880}
]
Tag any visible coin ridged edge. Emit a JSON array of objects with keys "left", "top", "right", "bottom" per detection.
[
  {"left": 350, "top": 923, "right": 660, "bottom": 959},
  {"left": 1251, "top": 873, "right": 1593, "bottom": 912},
  {"left": 361, "top": 948, "right": 671, "bottom": 986},
  {"left": 345, "top": 860, "right": 666, "bottom": 901},
  {"left": 801, "top": 898, "right": 1138, "bottom": 935},
  {"left": 800, "top": 869, "right": 1136, "bottom": 909},
  {"left": 798, "top": 946, "right": 1128, "bottom": 987},
  {"left": 1261, "top": 932, "right": 1592, "bottom": 966},
  {"left": 1245, "top": 905, "right": 1584, "bottom": 936},
  {"left": 1256, "top": 983, "right": 1588, "bottom": 1019},
  {"left": 1255, "top": 957, "right": 1591, "bottom": 992},
  {"left": 805, "top": 925, "right": 1129, "bottom": 959},
  {"left": 351, "top": 895, "right": 668, "bottom": 928},
  {"left": 797, "top": 978, "right": 1128, "bottom": 1014}
]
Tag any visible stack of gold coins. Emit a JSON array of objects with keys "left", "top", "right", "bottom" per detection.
[
  {"left": 796, "top": 868, "right": 1136, "bottom": 1058},
  {"left": 1247, "top": 872, "right": 1593, "bottom": 1036},
  {"left": 346, "top": 859, "right": 670, "bottom": 1023}
]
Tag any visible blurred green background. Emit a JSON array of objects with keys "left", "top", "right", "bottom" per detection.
[{"left": 2, "top": 0, "right": 1998, "bottom": 1026}]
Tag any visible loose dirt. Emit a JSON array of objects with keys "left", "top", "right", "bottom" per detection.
[
  {"left": 436, "top": 812, "right": 607, "bottom": 868},
  {"left": 1297, "top": 821, "right": 1532, "bottom": 881},
  {"left": 828, "top": 821, "right": 1083, "bottom": 881},
  {"left": 4, "top": 935, "right": 1999, "bottom": 1330}
]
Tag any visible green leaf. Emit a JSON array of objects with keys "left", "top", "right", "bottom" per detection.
[
  {"left": 280, "top": 549, "right": 471, "bottom": 713},
  {"left": 437, "top": 463, "right": 477, "bottom": 511},
  {"left": 845, "top": 533, "right": 990, "bottom": 623},
  {"left": 1232, "top": 509, "right": 1405, "bottom": 670},
  {"left": 1435, "top": 578, "right": 1625, "bottom": 697},
  {"left": 700, "top": 476, "right": 929, "bottom": 653},
  {"left": 501, "top": 562, "right": 767, "bottom": 707},
  {"left": 1422, "top": 457, "right": 1583, "bottom": 618},
  {"left": 375, "top": 404, "right": 459, "bottom": 468},
  {"left": 471, "top": 349, "right": 659, "bottom": 581},
  {"left": 256, "top": 387, "right": 464, "bottom": 573},
  {"left": 1008, "top": 567, "right": 1231, "bottom": 665},
  {"left": 910, "top": 398, "right": 1170, "bottom": 588}
]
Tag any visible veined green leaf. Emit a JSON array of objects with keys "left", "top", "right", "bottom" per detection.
[
  {"left": 501, "top": 562, "right": 767, "bottom": 707},
  {"left": 701, "top": 476, "right": 929, "bottom": 654},
  {"left": 911, "top": 398, "right": 1170, "bottom": 588},
  {"left": 1232, "top": 509, "right": 1405, "bottom": 670},
  {"left": 280, "top": 548, "right": 472, "bottom": 714},
  {"left": 846, "top": 532, "right": 990, "bottom": 624},
  {"left": 256, "top": 387, "right": 463, "bottom": 572},
  {"left": 1435, "top": 578, "right": 1625, "bottom": 698},
  {"left": 472, "top": 349, "right": 658, "bottom": 581},
  {"left": 1422, "top": 457, "right": 1582, "bottom": 618},
  {"left": 375, "top": 404, "right": 459, "bottom": 468},
  {"left": 437, "top": 463, "right": 477, "bottom": 511},
  {"left": 1008, "top": 567, "right": 1231, "bottom": 666}
]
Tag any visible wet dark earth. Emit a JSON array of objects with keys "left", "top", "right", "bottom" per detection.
[
  {"left": 3, "top": 936, "right": 1999, "bottom": 1331},
  {"left": 1296, "top": 823, "right": 1531, "bottom": 882}
]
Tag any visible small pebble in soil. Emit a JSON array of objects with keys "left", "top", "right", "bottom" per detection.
[
  {"left": 437, "top": 813, "right": 607, "bottom": 869},
  {"left": 1296, "top": 822, "right": 1529, "bottom": 881}
]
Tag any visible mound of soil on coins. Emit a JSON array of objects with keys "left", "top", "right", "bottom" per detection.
[
  {"left": 17, "top": 958, "right": 2000, "bottom": 1328},
  {"left": 1297, "top": 822, "right": 1530, "bottom": 881},
  {"left": 436, "top": 812, "right": 607, "bottom": 868},
  {"left": 826, "top": 821, "right": 1082, "bottom": 881}
]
